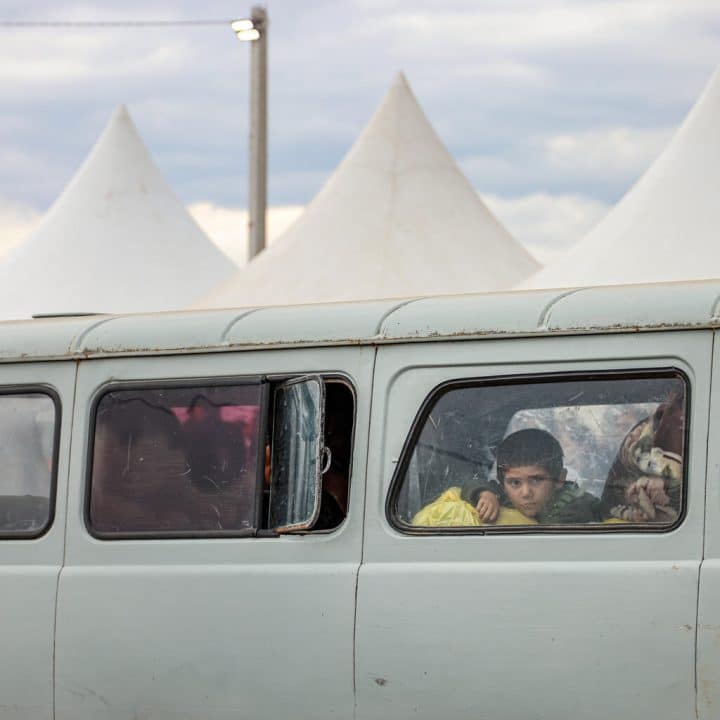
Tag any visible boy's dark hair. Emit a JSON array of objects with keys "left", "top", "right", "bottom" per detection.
[{"left": 496, "top": 428, "right": 564, "bottom": 482}]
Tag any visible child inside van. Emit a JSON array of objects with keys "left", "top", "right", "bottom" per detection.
[{"left": 471, "top": 428, "right": 609, "bottom": 524}]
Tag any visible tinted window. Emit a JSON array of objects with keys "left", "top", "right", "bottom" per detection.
[
  {"left": 392, "top": 372, "right": 686, "bottom": 532},
  {"left": 0, "top": 393, "right": 56, "bottom": 537},
  {"left": 89, "top": 384, "right": 264, "bottom": 536}
]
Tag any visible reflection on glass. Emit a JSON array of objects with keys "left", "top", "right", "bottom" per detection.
[
  {"left": 269, "top": 378, "right": 323, "bottom": 531},
  {"left": 397, "top": 374, "right": 686, "bottom": 530},
  {"left": 90, "top": 384, "right": 263, "bottom": 535},
  {"left": 0, "top": 394, "right": 55, "bottom": 535}
]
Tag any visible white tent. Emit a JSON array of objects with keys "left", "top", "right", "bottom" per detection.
[
  {"left": 199, "top": 73, "right": 539, "bottom": 309},
  {"left": 0, "top": 106, "right": 236, "bottom": 319},
  {"left": 523, "top": 68, "right": 720, "bottom": 290}
]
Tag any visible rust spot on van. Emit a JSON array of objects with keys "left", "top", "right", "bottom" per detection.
[{"left": 374, "top": 677, "right": 387, "bottom": 687}]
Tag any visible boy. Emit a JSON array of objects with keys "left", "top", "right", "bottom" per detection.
[{"left": 471, "top": 428, "right": 608, "bottom": 524}]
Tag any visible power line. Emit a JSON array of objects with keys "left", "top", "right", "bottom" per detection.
[{"left": 0, "top": 20, "right": 232, "bottom": 28}]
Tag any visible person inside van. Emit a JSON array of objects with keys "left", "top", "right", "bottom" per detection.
[{"left": 470, "top": 428, "right": 609, "bottom": 524}]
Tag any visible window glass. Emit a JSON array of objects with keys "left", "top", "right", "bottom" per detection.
[
  {"left": 0, "top": 393, "right": 56, "bottom": 536},
  {"left": 90, "top": 384, "right": 264, "bottom": 536},
  {"left": 269, "top": 376, "right": 324, "bottom": 532},
  {"left": 393, "top": 373, "right": 686, "bottom": 531}
]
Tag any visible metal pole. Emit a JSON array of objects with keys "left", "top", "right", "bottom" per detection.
[{"left": 248, "top": 5, "right": 267, "bottom": 260}]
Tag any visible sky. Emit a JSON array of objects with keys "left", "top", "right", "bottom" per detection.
[{"left": 0, "top": 0, "right": 719, "bottom": 265}]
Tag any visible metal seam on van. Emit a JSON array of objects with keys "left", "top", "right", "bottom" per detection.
[
  {"left": 68, "top": 315, "right": 116, "bottom": 354},
  {"left": 709, "top": 292, "right": 720, "bottom": 321},
  {"left": 695, "top": 331, "right": 715, "bottom": 718},
  {"left": 353, "top": 345, "right": 378, "bottom": 709},
  {"left": 536, "top": 287, "right": 584, "bottom": 330},
  {"left": 52, "top": 359, "right": 80, "bottom": 719},
  {"left": 374, "top": 297, "right": 422, "bottom": 337},
  {"left": 219, "top": 307, "right": 264, "bottom": 343}
]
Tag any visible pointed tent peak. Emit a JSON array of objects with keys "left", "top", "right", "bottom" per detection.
[
  {"left": 197, "top": 74, "right": 539, "bottom": 309},
  {"left": 112, "top": 103, "right": 130, "bottom": 119},
  {"left": 66, "top": 103, "right": 173, "bottom": 205},
  {"left": 0, "top": 100, "right": 235, "bottom": 319},
  {"left": 95, "top": 104, "right": 139, "bottom": 142},
  {"left": 391, "top": 70, "right": 410, "bottom": 88},
  {"left": 331, "top": 70, "right": 459, "bottom": 183},
  {"left": 92, "top": 104, "right": 145, "bottom": 152},
  {"left": 522, "top": 65, "right": 720, "bottom": 290}
]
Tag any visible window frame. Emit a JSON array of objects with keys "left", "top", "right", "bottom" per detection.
[
  {"left": 263, "top": 373, "right": 357, "bottom": 536},
  {"left": 85, "top": 376, "right": 269, "bottom": 540},
  {"left": 269, "top": 374, "right": 325, "bottom": 533},
  {"left": 0, "top": 384, "right": 61, "bottom": 540},
  {"left": 386, "top": 368, "right": 691, "bottom": 536}
]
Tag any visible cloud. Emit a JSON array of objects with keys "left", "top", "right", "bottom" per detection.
[
  {"left": 544, "top": 126, "right": 673, "bottom": 181},
  {"left": 0, "top": 198, "right": 303, "bottom": 269},
  {"left": 379, "top": 1, "right": 719, "bottom": 53},
  {"left": 0, "top": 0, "right": 717, "bottom": 215},
  {"left": 484, "top": 191, "right": 609, "bottom": 264},
  {"left": 188, "top": 202, "right": 304, "bottom": 265},
  {"left": 0, "top": 202, "right": 42, "bottom": 258}
]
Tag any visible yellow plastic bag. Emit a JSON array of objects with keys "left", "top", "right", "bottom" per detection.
[
  {"left": 494, "top": 507, "right": 537, "bottom": 526},
  {"left": 412, "top": 489, "right": 542, "bottom": 527},
  {"left": 412, "top": 487, "right": 480, "bottom": 527}
]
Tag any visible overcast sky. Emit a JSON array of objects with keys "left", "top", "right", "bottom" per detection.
[{"left": 0, "top": 0, "right": 718, "bottom": 264}]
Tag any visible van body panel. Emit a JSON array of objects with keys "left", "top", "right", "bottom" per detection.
[
  {"left": 0, "top": 315, "right": 104, "bottom": 362},
  {"left": 55, "top": 347, "right": 373, "bottom": 720},
  {"left": 76, "top": 299, "right": 404, "bottom": 357},
  {"left": 0, "top": 282, "right": 711, "bottom": 717},
  {"left": 0, "top": 361, "right": 75, "bottom": 719},
  {"left": 3, "top": 282, "right": 720, "bottom": 365},
  {"left": 379, "top": 280, "right": 720, "bottom": 342},
  {"left": 544, "top": 281, "right": 720, "bottom": 331},
  {"left": 221, "top": 299, "right": 405, "bottom": 346},
  {"left": 357, "top": 331, "right": 710, "bottom": 720},
  {"left": 378, "top": 289, "right": 563, "bottom": 339}
]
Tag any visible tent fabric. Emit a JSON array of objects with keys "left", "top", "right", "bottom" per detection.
[
  {"left": 0, "top": 106, "right": 236, "bottom": 319},
  {"left": 199, "top": 73, "right": 540, "bottom": 309},
  {"left": 522, "top": 68, "right": 720, "bottom": 290}
]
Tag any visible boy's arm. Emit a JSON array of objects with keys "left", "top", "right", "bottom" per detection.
[
  {"left": 463, "top": 482, "right": 503, "bottom": 523},
  {"left": 545, "top": 485, "right": 609, "bottom": 524}
]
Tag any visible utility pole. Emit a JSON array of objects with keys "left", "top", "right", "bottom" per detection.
[{"left": 232, "top": 6, "right": 268, "bottom": 260}]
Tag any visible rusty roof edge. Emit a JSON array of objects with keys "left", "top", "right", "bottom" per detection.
[
  {"left": 374, "top": 296, "right": 424, "bottom": 337},
  {"left": 709, "top": 290, "right": 720, "bottom": 320},
  {"left": 536, "top": 287, "right": 585, "bottom": 330},
  {"left": 68, "top": 314, "right": 116, "bottom": 354},
  {"left": 0, "top": 317, "right": 712, "bottom": 365},
  {"left": 66, "top": 317, "right": 720, "bottom": 357}
]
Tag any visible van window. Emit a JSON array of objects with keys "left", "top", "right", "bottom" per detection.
[
  {"left": 269, "top": 376, "right": 325, "bottom": 532},
  {"left": 391, "top": 371, "right": 687, "bottom": 532},
  {"left": 0, "top": 393, "right": 57, "bottom": 537},
  {"left": 89, "top": 384, "right": 265, "bottom": 537},
  {"left": 88, "top": 378, "right": 355, "bottom": 538}
]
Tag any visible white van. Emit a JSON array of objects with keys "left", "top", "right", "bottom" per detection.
[{"left": 1, "top": 280, "right": 718, "bottom": 720}]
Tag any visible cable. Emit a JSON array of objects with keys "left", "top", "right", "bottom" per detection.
[{"left": 0, "top": 20, "right": 233, "bottom": 28}]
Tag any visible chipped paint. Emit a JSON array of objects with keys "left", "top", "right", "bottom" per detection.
[{"left": 0, "top": 281, "right": 716, "bottom": 362}]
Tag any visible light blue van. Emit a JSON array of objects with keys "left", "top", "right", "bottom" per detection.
[{"left": 1, "top": 280, "right": 718, "bottom": 720}]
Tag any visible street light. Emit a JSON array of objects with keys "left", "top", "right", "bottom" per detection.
[{"left": 232, "top": 6, "right": 267, "bottom": 260}]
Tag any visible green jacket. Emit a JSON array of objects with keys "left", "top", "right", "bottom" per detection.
[
  {"left": 466, "top": 481, "right": 609, "bottom": 525},
  {"left": 538, "top": 482, "right": 609, "bottom": 524}
]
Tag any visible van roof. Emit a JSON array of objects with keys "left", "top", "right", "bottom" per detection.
[{"left": 4, "top": 279, "right": 720, "bottom": 362}]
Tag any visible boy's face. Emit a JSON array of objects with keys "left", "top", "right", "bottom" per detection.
[{"left": 501, "top": 464, "right": 564, "bottom": 519}]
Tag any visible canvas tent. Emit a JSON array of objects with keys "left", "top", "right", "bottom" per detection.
[
  {"left": 0, "top": 106, "right": 236, "bottom": 319},
  {"left": 199, "top": 73, "right": 539, "bottom": 309},
  {"left": 523, "top": 68, "right": 720, "bottom": 290}
]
